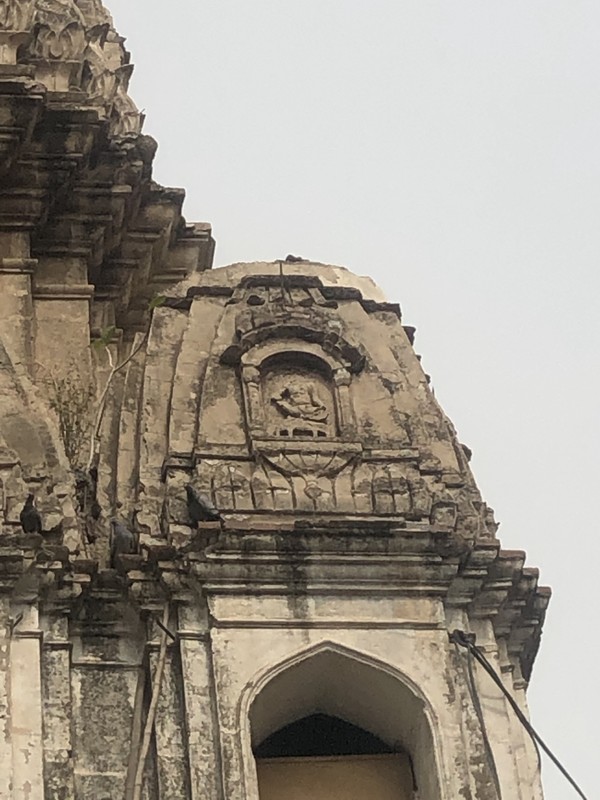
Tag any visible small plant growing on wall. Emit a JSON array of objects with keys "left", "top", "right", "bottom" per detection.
[
  {"left": 46, "top": 366, "right": 94, "bottom": 469},
  {"left": 87, "top": 295, "right": 166, "bottom": 470}
]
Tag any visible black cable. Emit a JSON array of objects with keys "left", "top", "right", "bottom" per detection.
[
  {"left": 455, "top": 641, "right": 503, "bottom": 799},
  {"left": 9, "top": 613, "right": 23, "bottom": 635},
  {"left": 152, "top": 613, "right": 177, "bottom": 642},
  {"left": 451, "top": 630, "right": 589, "bottom": 800}
]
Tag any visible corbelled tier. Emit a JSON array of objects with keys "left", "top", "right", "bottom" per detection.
[
  {"left": 0, "top": 6, "right": 552, "bottom": 799},
  {"left": 1, "top": 0, "right": 139, "bottom": 133},
  {"left": 0, "top": 4, "right": 549, "bottom": 691},
  {"left": 78, "top": 260, "right": 548, "bottom": 683},
  {"left": 0, "top": 0, "right": 214, "bottom": 354},
  {"left": 0, "top": 0, "right": 215, "bottom": 639}
]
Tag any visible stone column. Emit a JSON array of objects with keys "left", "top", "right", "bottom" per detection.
[
  {"left": 502, "top": 644, "right": 544, "bottom": 800},
  {"left": 10, "top": 605, "right": 45, "bottom": 800},
  {"left": 471, "top": 620, "right": 524, "bottom": 799},
  {"left": 242, "top": 366, "right": 265, "bottom": 435},
  {"left": 148, "top": 626, "right": 192, "bottom": 799},
  {"left": 0, "top": 233, "right": 36, "bottom": 375},
  {"left": 178, "top": 603, "right": 223, "bottom": 800},
  {"left": 0, "top": 596, "right": 11, "bottom": 800},
  {"left": 333, "top": 367, "right": 356, "bottom": 435},
  {"left": 32, "top": 253, "right": 94, "bottom": 383},
  {"left": 42, "top": 614, "right": 75, "bottom": 800}
]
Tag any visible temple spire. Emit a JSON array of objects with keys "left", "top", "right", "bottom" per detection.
[{"left": 0, "top": 0, "right": 142, "bottom": 135}]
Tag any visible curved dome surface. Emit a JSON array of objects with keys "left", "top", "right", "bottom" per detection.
[{"left": 170, "top": 260, "right": 389, "bottom": 304}]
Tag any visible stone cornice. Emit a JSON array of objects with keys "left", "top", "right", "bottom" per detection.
[
  {"left": 0, "top": 513, "right": 549, "bottom": 684},
  {"left": 0, "top": 257, "right": 36, "bottom": 273},
  {"left": 0, "top": 71, "right": 215, "bottom": 336},
  {"left": 32, "top": 283, "right": 95, "bottom": 300}
]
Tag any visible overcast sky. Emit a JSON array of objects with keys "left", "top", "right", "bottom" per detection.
[{"left": 107, "top": 2, "right": 598, "bottom": 796}]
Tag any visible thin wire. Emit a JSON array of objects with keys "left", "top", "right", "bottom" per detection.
[
  {"left": 153, "top": 613, "right": 177, "bottom": 642},
  {"left": 452, "top": 631, "right": 589, "bottom": 800},
  {"left": 470, "top": 645, "right": 588, "bottom": 800},
  {"left": 456, "top": 642, "right": 502, "bottom": 799}
]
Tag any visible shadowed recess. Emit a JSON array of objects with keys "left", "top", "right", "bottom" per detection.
[{"left": 254, "top": 713, "right": 397, "bottom": 758}]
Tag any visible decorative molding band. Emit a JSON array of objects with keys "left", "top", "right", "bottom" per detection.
[
  {"left": 177, "top": 630, "right": 210, "bottom": 642},
  {"left": 13, "top": 629, "right": 43, "bottom": 641},
  {"left": 210, "top": 619, "right": 445, "bottom": 631},
  {"left": 32, "top": 283, "right": 94, "bottom": 301},
  {"left": 0, "top": 257, "right": 36, "bottom": 274},
  {"left": 71, "top": 660, "right": 140, "bottom": 670}
]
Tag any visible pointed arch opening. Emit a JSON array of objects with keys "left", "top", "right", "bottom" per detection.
[{"left": 248, "top": 644, "right": 443, "bottom": 800}]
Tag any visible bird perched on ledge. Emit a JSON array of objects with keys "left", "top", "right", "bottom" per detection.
[
  {"left": 110, "top": 518, "right": 137, "bottom": 567},
  {"left": 284, "top": 254, "right": 305, "bottom": 263},
  {"left": 185, "top": 484, "right": 222, "bottom": 524},
  {"left": 19, "top": 493, "right": 42, "bottom": 534}
]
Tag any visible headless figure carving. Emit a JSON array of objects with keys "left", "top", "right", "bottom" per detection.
[{"left": 271, "top": 381, "right": 328, "bottom": 424}]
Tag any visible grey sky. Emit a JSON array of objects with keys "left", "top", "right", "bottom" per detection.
[{"left": 107, "top": 2, "right": 599, "bottom": 796}]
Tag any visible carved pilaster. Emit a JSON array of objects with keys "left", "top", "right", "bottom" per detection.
[
  {"left": 333, "top": 366, "right": 356, "bottom": 434},
  {"left": 42, "top": 614, "right": 75, "bottom": 800},
  {"left": 31, "top": 250, "right": 94, "bottom": 386},
  {"left": 10, "top": 605, "right": 45, "bottom": 800},
  {"left": 0, "top": 255, "right": 36, "bottom": 373},
  {"left": 149, "top": 633, "right": 192, "bottom": 799},
  {"left": 0, "top": 597, "right": 11, "bottom": 800},
  {"left": 242, "top": 365, "right": 264, "bottom": 435},
  {"left": 178, "top": 603, "right": 223, "bottom": 800}
]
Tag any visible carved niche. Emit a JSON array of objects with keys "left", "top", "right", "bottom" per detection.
[
  {"left": 198, "top": 274, "right": 454, "bottom": 519},
  {"left": 240, "top": 341, "right": 356, "bottom": 442},
  {"left": 29, "top": 0, "right": 87, "bottom": 62},
  {"left": 229, "top": 339, "right": 361, "bottom": 512},
  {"left": 0, "top": 0, "right": 36, "bottom": 31}
]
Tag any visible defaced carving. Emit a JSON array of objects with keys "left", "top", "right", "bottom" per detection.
[
  {"left": 271, "top": 379, "right": 328, "bottom": 430},
  {"left": 81, "top": 18, "right": 141, "bottom": 116},
  {"left": 81, "top": 22, "right": 115, "bottom": 104},
  {"left": 110, "top": 63, "right": 143, "bottom": 135},
  {"left": 0, "top": 1, "right": 35, "bottom": 66},
  {"left": 211, "top": 463, "right": 253, "bottom": 511},
  {"left": 76, "top": 0, "right": 112, "bottom": 24},
  {"left": 30, "top": 0, "right": 86, "bottom": 61},
  {"left": 260, "top": 360, "right": 336, "bottom": 439},
  {"left": 0, "top": 0, "right": 36, "bottom": 30}
]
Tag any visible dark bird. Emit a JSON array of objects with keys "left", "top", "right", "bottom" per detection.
[
  {"left": 185, "top": 484, "right": 222, "bottom": 523},
  {"left": 19, "top": 493, "right": 42, "bottom": 534},
  {"left": 284, "top": 254, "right": 304, "bottom": 263},
  {"left": 109, "top": 518, "right": 137, "bottom": 567}
]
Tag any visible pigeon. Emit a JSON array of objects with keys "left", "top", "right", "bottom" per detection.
[
  {"left": 19, "top": 493, "right": 42, "bottom": 534},
  {"left": 109, "top": 518, "right": 137, "bottom": 567},
  {"left": 284, "top": 254, "right": 304, "bottom": 263},
  {"left": 185, "top": 484, "right": 222, "bottom": 523}
]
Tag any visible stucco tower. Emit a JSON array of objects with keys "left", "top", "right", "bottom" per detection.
[{"left": 0, "top": 3, "right": 549, "bottom": 800}]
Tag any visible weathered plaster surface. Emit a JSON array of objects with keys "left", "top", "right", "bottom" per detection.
[{"left": 0, "top": 2, "right": 549, "bottom": 798}]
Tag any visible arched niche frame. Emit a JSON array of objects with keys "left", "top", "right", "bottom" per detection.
[
  {"left": 240, "top": 339, "right": 358, "bottom": 441},
  {"left": 237, "top": 641, "right": 448, "bottom": 800}
]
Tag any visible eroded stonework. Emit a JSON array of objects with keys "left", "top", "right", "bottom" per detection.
[{"left": 0, "top": 4, "right": 549, "bottom": 800}]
